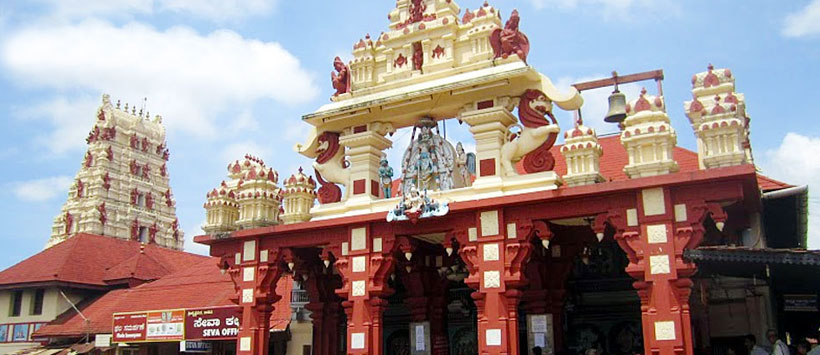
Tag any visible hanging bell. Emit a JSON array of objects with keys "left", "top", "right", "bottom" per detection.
[{"left": 604, "top": 89, "right": 627, "bottom": 123}]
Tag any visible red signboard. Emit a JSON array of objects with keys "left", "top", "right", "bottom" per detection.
[
  {"left": 113, "top": 313, "right": 147, "bottom": 342},
  {"left": 184, "top": 306, "right": 241, "bottom": 341}
]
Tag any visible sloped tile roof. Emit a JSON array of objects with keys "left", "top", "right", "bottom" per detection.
[
  {"left": 0, "top": 233, "right": 208, "bottom": 289},
  {"left": 35, "top": 258, "right": 293, "bottom": 337}
]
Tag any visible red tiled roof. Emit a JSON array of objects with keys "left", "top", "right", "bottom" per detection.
[
  {"left": 35, "top": 258, "right": 293, "bottom": 337},
  {"left": 0, "top": 233, "right": 208, "bottom": 289},
  {"left": 756, "top": 173, "right": 793, "bottom": 192},
  {"left": 389, "top": 135, "right": 789, "bottom": 193},
  {"left": 537, "top": 134, "right": 788, "bottom": 190}
]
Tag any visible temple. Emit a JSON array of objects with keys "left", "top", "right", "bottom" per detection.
[
  {"left": 182, "top": 2, "right": 806, "bottom": 355},
  {"left": 47, "top": 94, "right": 183, "bottom": 250}
]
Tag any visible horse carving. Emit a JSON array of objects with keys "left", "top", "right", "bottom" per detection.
[
  {"left": 313, "top": 131, "right": 349, "bottom": 203},
  {"left": 500, "top": 89, "right": 560, "bottom": 176}
]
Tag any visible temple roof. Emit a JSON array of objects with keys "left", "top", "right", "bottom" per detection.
[
  {"left": 0, "top": 233, "right": 207, "bottom": 290},
  {"left": 522, "top": 134, "right": 787, "bottom": 191},
  {"left": 34, "top": 258, "right": 293, "bottom": 337},
  {"left": 685, "top": 246, "right": 820, "bottom": 267}
]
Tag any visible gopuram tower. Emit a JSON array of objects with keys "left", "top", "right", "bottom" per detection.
[{"left": 47, "top": 94, "right": 183, "bottom": 250}]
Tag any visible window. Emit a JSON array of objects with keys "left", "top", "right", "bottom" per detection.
[
  {"left": 139, "top": 227, "right": 148, "bottom": 243},
  {"left": 137, "top": 193, "right": 146, "bottom": 208},
  {"left": 30, "top": 289, "right": 44, "bottom": 315},
  {"left": 10, "top": 290, "right": 22, "bottom": 317}
]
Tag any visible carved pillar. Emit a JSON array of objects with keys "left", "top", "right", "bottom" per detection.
[
  {"left": 459, "top": 97, "right": 517, "bottom": 183},
  {"left": 224, "top": 240, "right": 284, "bottom": 355},
  {"left": 595, "top": 189, "right": 722, "bottom": 355},
  {"left": 455, "top": 210, "right": 534, "bottom": 355},
  {"left": 335, "top": 224, "right": 396, "bottom": 355},
  {"left": 339, "top": 122, "right": 393, "bottom": 202},
  {"left": 294, "top": 248, "right": 342, "bottom": 355}
]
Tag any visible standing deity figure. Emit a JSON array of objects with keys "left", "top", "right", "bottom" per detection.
[
  {"left": 412, "top": 42, "right": 424, "bottom": 71},
  {"left": 490, "top": 9, "right": 530, "bottom": 63},
  {"left": 400, "top": 117, "right": 461, "bottom": 196},
  {"left": 378, "top": 157, "right": 394, "bottom": 198},
  {"left": 331, "top": 56, "right": 351, "bottom": 96},
  {"left": 455, "top": 142, "right": 476, "bottom": 187},
  {"left": 409, "top": 0, "right": 426, "bottom": 24}
]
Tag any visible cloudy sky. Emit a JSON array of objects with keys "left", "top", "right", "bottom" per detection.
[{"left": 0, "top": 0, "right": 819, "bottom": 268}]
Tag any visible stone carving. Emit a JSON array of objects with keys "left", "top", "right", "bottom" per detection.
[
  {"left": 98, "top": 202, "right": 107, "bottom": 225},
  {"left": 64, "top": 211, "right": 73, "bottom": 235},
  {"left": 412, "top": 42, "right": 423, "bottom": 71},
  {"left": 490, "top": 9, "right": 530, "bottom": 63},
  {"left": 76, "top": 179, "right": 84, "bottom": 198},
  {"left": 394, "top": 53, "right": 408, "bottom": 68},
  {"left": 84, "top": 151, "right": 93, "bottom": 168},
  {"left": 331, "top": 56, "right": 351, "bottom": 97},
  {"left": 313, "top": 131, "right": 349, "bottom": 204},
  {"left": 378, "top": 156, "right": 394, "bottom": 198},
  {"left": 455, "top": 142, "right": 476, "bottom": 187},
  {"left": 409, "top": 0, "right": 426, "bottom": 24},
  {"left": 386, "top": 185, "right": 449, "bottom": 223},
  {"left": 500, "top": 89, "right": 560, "bottom": 176},
  {"left": 400, "top": 118, "right": 456, "bottom": 196}
]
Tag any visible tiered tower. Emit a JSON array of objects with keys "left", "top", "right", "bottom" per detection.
[
  {"left": 560, "top": 115, "right": 603, "bottom": 186},
  {"left": 621, "top": 88, "right": 679, "bottom": 178},
  {"left": 202, "top": 155, "right": 282, "bottom": 234},
  {"left": 281, "top": 168, "right": 316, "bottom": 224},
  {"left": 48, "top": 94, "right": 183, "bottom": 249},
  {"left": 684, "top": 64, "right": 752, "bottom": 168}
]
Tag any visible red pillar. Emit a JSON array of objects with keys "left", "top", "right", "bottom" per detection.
[
  {"left": 455, "top": 210, "right": 535, "bottom": 355},
  {"left": 223, "top": 240, "right": 284, "bottom": 355},
  {"left": 294, "top": 248, "right": 343, "bottom": 355},
  {"left": 596, "top": 189, "right": 725, "bottom": 355},
  {"left": 335, "top": 224, "right": 396, "bottom": 355}
]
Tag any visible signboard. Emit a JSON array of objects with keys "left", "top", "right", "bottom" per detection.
[
  {"left": 784, "top": 294, "right": 819, "bottom": 312},
  {"left": 180, "top": 340, "right": 212, "bottom": 353},
  {"left": 185, "top": 307, "right": 241, "bottom": 341},
  {"left": 146, "top": 310, "right": 184, "bottom": 341},
  {"left": 12, "top": 324, "right": 29, "bottom": 342},
  {"left": 113, "top": 313, "right": 147, "bottom": 342},
  {"left": 95, "top": 334, "right": 112, "bottom": 347},
  {"left": 114, "top": 306, "right": 243, "bottom": 343}
]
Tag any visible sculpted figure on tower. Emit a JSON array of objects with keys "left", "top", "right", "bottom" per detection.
[
  {"left": 490, "top": 9, "right": 530, "bottom": 63},
  {"left": 331, "top": 56, "right": 351, "bottom": 96},
  {"left": 500, "top": 89, "right": 560, "bottom": 176}
]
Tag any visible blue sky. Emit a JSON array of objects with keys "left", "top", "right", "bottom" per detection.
[{"left": 1, "top": 0, "right": 819, "bottom": 269}]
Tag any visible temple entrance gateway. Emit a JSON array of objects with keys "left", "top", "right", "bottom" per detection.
[{"left": 195, "top": 1, "right": 761, "bottom": 355}]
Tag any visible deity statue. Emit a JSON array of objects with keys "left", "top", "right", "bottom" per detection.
[
  {"left": 412, "top": 42, "right": 423, "bottom": 71},
  {"left": 399, "top": 117, "right": 475, "bottom": 196},
  {"left": 490, "top": 9, "right": 530, "bottom": 63},
  {"left": 378, "top": 157, "right": 394, "bottom": 198},
  {"left": 454, "top": 142, "right": 476, "bottom": 187},
  {"left": 386, "top": 184, "right": 449, "bottom": 223},
  {"left": 409, "top": 0, "right": 426, "bottom": 24},
  {"left": 331, "top": 56, "right": 351, "bottom": 97}
]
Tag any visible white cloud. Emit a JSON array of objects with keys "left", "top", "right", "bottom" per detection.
[
  {"left": 220, "top": 141, "right": 273, "bottom": 165},
  {"left": 761, "top": 133, "right": 820, "bottom": 249},
  {"left": 783, "top": 0, "right": 820, "bottom": 38},
  {"left": 31, "top": 0, "right": 276, "bottom": 22},
  {"left": 2, "top": 20, "right": 318, "bottom": 153},
  {"left": 528, "top": 0, "right": 677, "bottom": 19},
  {"left": 10, "top": 176, "right": 73, "bottom": 202},
  {"left": 16, "top": 96, "right": 100, "bottom": 155}
]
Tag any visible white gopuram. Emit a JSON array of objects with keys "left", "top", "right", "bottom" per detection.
[{"left": 47, "top": 94, "right": 183, "bottom": 250}]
